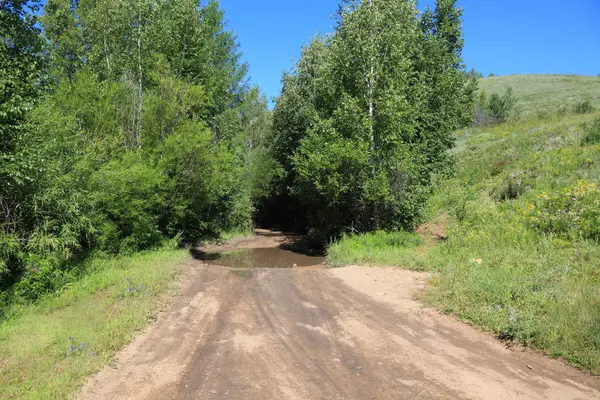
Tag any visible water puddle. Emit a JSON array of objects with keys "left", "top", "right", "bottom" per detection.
[{"left": 196, "top": 247, "right": 325, "bottom": 269}]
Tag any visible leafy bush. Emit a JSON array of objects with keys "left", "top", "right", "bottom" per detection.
[
  {"left": 523, "top": 181, "right": 600, "bottom": 241},
  {"left": 492, "top": 170, "right": 530, "bottom": 201},
  {"left": 582, "top": 117, "right": 600, "bottom": 146},
  {"left": 574, "top": 98, "right": 594, "bottom": 114},
  {"left": 487, "top": 87, "right": 521, "bottom": 123},
  {"left": 557, "top": 105, "right": 569, "bottom": 118},
  {"left": 13, "top": 255, "right": 74, "bottom": 302},
  {"left": 90, "top": 154, "right": 167, "bottom": 253}
]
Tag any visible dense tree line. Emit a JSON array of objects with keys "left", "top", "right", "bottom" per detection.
[
  {"left": 1, "top": 0, "right": 475, "bottom": 300},
  {"left": 266, "top": 0, "right": 476, "bottom": 236},
  {"left": 0, "top": 0, "right": 275, "bottom": 297}
]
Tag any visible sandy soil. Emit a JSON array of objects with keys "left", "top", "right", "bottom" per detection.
[{"left": 79, "top": 234, "right": 600, "bottom": 400}]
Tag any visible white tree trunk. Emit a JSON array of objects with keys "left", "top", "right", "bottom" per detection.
[
  {"left": 368, "top": 0, "right": 375, "bottom": 154},
  {"left": 103, "top": 34, "right": 112, "bottom": 75},
  {"left": 136, "top": 20, "right": 143, "bottom": 148}
]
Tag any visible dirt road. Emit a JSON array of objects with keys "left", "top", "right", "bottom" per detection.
[{"left": 79, "top": 234, "right": 600, "bottom": 400}]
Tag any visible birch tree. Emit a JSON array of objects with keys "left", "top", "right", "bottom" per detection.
[{"left": 273, "top": 0, "right": 475, "bottom": 235}]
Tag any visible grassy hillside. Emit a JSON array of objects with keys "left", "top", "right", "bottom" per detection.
[
  {"left": 479, "top": 74, "right": 600, "bottom": 116},
  {"left": 329, "top": 75, "right": 600, "bottom": 373}
]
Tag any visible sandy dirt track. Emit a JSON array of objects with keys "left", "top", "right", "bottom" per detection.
[{"left": 79, "top": 235, "right": 600, "bottom": 400}]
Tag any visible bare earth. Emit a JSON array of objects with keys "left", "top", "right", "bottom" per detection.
[{"left": 79, "top": 234, "right": 600, "bottom": 400}]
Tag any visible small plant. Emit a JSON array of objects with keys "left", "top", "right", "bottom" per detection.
[
  {"left": 492, "top": 170, "right": 529, "bottom": 201},
  {"left": 557, "top": 105, "right": 569, "bottom": 118},
  {"left": 582, "top": 117, "right": 600, "bottom": 146},
  {"left": 14, "top": 256, "right": 74, "bottom": 302},
  {"left": 474, "top": 87, "right": 521, "bottom": 126},
  {"left": 65, "top": 336, "right": 94, "bottom": 357},
  {"left": 574, "top": 98, "right": 594, "bottom": 114},
  {"left": 487, "top": 87, "right": 521, "bottom": 123},
  {"left": 119, "top": 277, "right": 152, "bottom": 298},
  {"left": 536, "top": 110, "right": 550, "bottom": 120}
]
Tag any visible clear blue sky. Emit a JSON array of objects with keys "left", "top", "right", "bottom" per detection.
[{"left": 219, "top": 0, "right": 600, "bottom": 103}]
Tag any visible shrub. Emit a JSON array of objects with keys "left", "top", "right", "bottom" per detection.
[
  {"left": 90, "top": 154, "right": 166, "bottom": 253},
  {"left": 582, "top": 117, "right": 600, "bottom": 146},
  {"left": 487, "top": 87, "right": 521, "bottom": 123},
  {"left": 13, "top": 255, "right": 74, "bottom": 302},
  {"left": 574, "top": 98, "right": 594, "bottom": 114},
  {"left": 536, "top": 110, "right": 550, "bottom": 120},
  {"left": 492, "top": 171, "right": 529, "bottom": 201},
  {"left": 327, "top": 230, "right": 423, "bottom": 267}
]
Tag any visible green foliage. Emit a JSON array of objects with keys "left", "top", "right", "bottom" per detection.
[
  {"left": 491, "top": 170, "right": 530, "bottom": 201},
  {"left": 327, "top": 230, "right": 423, "bottom": 268},
  {"left": 13, "top": 256, "right": 74, "bottom": 302},
  {"left": 523, "top": 181, "right": 600, "bottom": 241},
  {"left": 1, "top": 0, "right": 46, "bottom": 288},
  {"left": 0, "top": 249, "right": 186, "bottom": 399},
  {"left": 90, "top": 154, "right": 166, "bottom": 253},
  {"left": 270, "top": 0, "right": 475, "bottom": 236},
  {"left": 582, "top": 117, "right": 600, "bottom": 145},
  {"left": 486, "top": 87, "right": 521, "bottom": 123},
  {"left": 574, "top": 98, "right": 594, "bottom": 114},
  {"left": 0, "top": 1, "right": 275, "bottom": 300}
]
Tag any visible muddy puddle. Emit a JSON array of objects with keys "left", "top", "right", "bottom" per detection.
[{"left": 196, "top": 247, "right": 325, "bottom": 269}]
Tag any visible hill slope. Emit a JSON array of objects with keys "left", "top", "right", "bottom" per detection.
[
  {"left": 329, "top": 75, "right": 600, "bottom": 373},
  {"left": 479, "top": 74, "right": 600, "bottom": 115}
]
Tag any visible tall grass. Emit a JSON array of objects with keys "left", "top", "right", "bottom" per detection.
[
  {"left": 327, "top": 231, "right": 424, "bottom": 269},
  {"left": 0, "top": 249, "right": 187, "bottom": 399}
]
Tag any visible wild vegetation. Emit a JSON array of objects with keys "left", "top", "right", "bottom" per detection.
[
  {"left": 2, "top": 0, "right": 599, "bottom": 394},
  {"left": 0, "top": 248, "right": 187, "bottom": 398},
  {"left": 329, "top": 77, "right": 600, "bottom": 373},
  {"left": 1, "top": 0, "right": 275, "bottom": 305},
  {"left": 265, "top": 0, "right": 475, "bottom": 236}
]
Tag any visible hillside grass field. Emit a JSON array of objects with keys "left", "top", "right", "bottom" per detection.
[
  {"left": 329, "top": 75, "right": 600, "bottom": 373},
  {"left": 479, "top": 74, "right": 600, "bottom": 116}
]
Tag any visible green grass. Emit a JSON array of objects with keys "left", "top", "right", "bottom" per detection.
[
  {"left": 422, "top": 111, "right": 600, "bottom": 372},
  {"left": 327, "top": 231, "right": 424, "bottom": 269},
  {"left": 216, "top": 227, "right": 254, "bottom": 242},
  {"left": 0, "top": 249, "right": 187, "bottom": 399},
  {"left": 479, "top": 74, "right": 600, "bottom": 116},
  {"left": 328, "top": 85, "right": 600, "bottom": 372}
]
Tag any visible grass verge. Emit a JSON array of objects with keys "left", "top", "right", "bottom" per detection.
[
  {"left": 0, "top": 249, "right": 187, "bottom": 399},
  {"left": 327, "top": 231, "right": 425, "bottom": 269}
]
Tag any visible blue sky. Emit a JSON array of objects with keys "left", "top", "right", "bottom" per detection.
[{"left": 219, "top": 0, "right": 600, "bottom": 103}]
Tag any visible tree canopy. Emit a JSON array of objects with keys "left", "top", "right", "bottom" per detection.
[
  {"left": 0, "top": 0, "right": 274, "bottom": 298},
  {"left": 269, "top": 0, "right": 476, "bottom": 236},
  {"left": 0, "top": 0, "right": 475, "bottom": 301}
]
